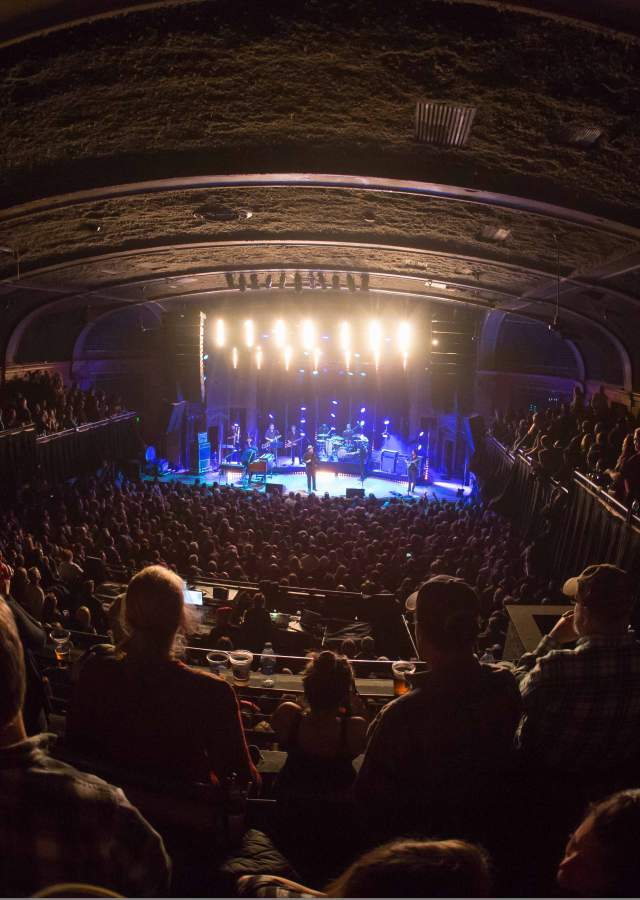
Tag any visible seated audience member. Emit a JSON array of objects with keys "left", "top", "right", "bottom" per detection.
[
  {"left": 237, "top": 838, "right": 492, "bottom": 898},
  {"left": 241, "top": 591, "right": 273, "bottom": 654},
  {"left": 557, "top": 790, "right": 640, "bottom": 898},
  {"left": 355, "top": 576, "right": 521, "bottom": 841},
  {"left": 58, "top": 548, "right": 84, "bottom": 587},
  {"left": 24, "top": 566, "right": 45, "bottom": 620},
  {"left": 0, "top": 597, "right": 170, "bottom": 897},
  {"left": 72, "top": 604, "right": 95, "bottom": 633},
  {"left": 514, "top": 564, "right": 640, "bottom": 772},
  {"left": 622, "top": 427, "right": 640, "bottom": 502},
  {"left": 67, "top": 565, "right": 259, "bottom": 790},
  {"left": 272, "top": 651, "right": 367, "bottom": 802},
  {"left": 207, "top": 605, "right": 238, "bottom": 647}
]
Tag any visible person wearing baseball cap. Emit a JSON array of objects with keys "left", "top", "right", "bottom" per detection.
[
  {"left": 355, "top": 575, "right": 521, "bottom": 843},
  {"left": 514, "top": 563, "right": 640, "bottom": 772}
]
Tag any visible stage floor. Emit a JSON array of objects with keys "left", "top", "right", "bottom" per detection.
[{"left": 146, "top": 464, "right": 471, "bottom": 502}]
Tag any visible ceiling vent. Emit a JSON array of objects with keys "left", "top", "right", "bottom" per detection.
[
  {"left": 479, "top": 224, "right": 512, "bottom": 242},
  {"left": 552, "top": 124, "right": 603, "bottom": 148},
  {"left": 415, "top": 100, "right": 477, "bottom": 148}
]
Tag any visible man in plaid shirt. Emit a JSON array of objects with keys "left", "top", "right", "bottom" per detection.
[
  {"left": 514, "top": 564, "right": 640, "bottom": 771},
  {"left": 0, "top": 597, "right": 171, "bottom": 897}
]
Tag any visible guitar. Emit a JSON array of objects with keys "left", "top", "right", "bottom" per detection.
[
  {"left": 261, "top": 434, "right": 281, "bottom": 450},
  {"left": 285, "top": 436, "right": 305, "bottom": 449}
]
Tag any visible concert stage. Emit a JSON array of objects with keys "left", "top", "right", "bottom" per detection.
[{"left": 146, "top": 460, "right": 471, "bottom": 502}]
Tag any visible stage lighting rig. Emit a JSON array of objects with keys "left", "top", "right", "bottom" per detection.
[
  {"left": 347, "top": 274, "right": 356, "bottom": 292},
  {"left": 238, "top": 273, "right": 247, "bottom": 292},
  {"left": 332, "top": 273, "right": 340, "bottom": 290},
  {"left": 225, "top": 273, "right": 235, "bottom": 289},
  {"left": 294, "top": 272, "right": 303, "bottom": 293},
  {"left": 278, "top": 272, "right": 286, "bottom": 290}
]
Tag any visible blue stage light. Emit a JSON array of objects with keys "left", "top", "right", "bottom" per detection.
[
  {"left": 419, "top": 430, "right": 424, "bottom": 437},
  {"left": 268, "top": 413, "right": 274, "bottom": 419},
  {"left": 360, "top": 407, "right": 366, "bottom": 413},
  {"left": 330, "top": 413, "right": 336, "bottom": 418},
  {"left": 418, "top": 444, "right": 422, "bottom": 450},
  {"left": 359, "top": 420, "right": 365, "bottom": 427},
  {"left": 300, "top": 406, "right": 306, "bottom": 411},
  {"left": 331, "top": 400, "right": 338, "bottom": 405},
  {"left": 233, "top": 422, "right": 239, "bottom": 427},
  {"left": 203, "top": 353, "right": 209, "bottom": 361},
  {"left": 300, "top": 418, "right": 306, "bottom": 424},
  {"left": 384, "top": 418, "right": 390, "bottom": 425}
]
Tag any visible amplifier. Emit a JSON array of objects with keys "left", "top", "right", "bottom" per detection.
[
  {"left": 396, "top": 454, "right": 410, "bottom": 477},
  {"left": 191, "top": 440, "right": 211, "bottom": 474},
  {"left": 380, "top": 450, "right": 398, "bottom": 474}
]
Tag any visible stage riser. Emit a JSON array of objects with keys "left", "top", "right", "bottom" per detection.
[{"left": 219, "top": 461, "right": 425, "bottom": 484}]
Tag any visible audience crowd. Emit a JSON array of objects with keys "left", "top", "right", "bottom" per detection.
[
  {"left": 490, "top": 385, "right": 640, "bottom": 503},
  {"left": 1, "top": 460, "right": 640, "bottom": 897},
  {"left": 0, "top": 369, "right": 123, "bottom": 435}
]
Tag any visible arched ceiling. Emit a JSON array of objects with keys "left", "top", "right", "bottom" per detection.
[{"left": 0, "top": 0, "right": 639, "bottom": 385}]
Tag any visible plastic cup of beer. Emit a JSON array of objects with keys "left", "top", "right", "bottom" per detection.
[
  {"left": 229, "top": 650, "right": 253, "bottom": 685},
  {"left": 206, "top": 650, "right": 229, "bottom": 675},
  {"left": 391, "top": 660, "right": 416, "bottom": 696},
  {"left": 51, "top": 628, "right": 71, "bottom": 668}
]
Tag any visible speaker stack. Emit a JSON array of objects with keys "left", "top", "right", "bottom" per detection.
[{"left": 162, "top": 310, "right": 206, "bottom": 404}]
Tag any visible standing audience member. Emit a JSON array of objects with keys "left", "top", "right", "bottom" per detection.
[{"left": 0, "top": 597, "right": 170, "bottom": 896}]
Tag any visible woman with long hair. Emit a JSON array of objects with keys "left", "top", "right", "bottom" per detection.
[{"left": 68, "top": 565, "right": 258, "bottom": 790}]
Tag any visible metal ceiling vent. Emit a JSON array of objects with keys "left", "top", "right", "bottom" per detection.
[
  {"left": 415, "top": 100, "right": 477, "bottom": 147},
  {"left": 552, "top": 124, "right": 603, "bottom": 148}
]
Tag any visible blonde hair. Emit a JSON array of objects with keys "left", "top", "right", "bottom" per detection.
[{"left": 121, "top": 566, "right": 186, "bottom": 656}]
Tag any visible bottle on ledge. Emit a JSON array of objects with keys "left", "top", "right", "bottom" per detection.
[{"left": 260, "top": 642, "right": 276, "bottom": 677}]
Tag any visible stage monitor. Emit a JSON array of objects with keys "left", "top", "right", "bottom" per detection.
[{"left": 183, "top": 589, "right": 204, "bottom": 606}]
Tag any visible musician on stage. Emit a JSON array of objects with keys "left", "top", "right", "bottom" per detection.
[
  {"left": 241, "top": 439, "right": 258, "bottom": 484},
  {"left": 262, "top": 422, "right": 281, "bottom": 452},
  {"left": 302, "top": 444, "right": 318, "bottom": 492},
  {"left": 343, "top": 422, "right": 354, "bottom": 439},
  {"left": 358, "top": 441, "right": 368, "bottom": 483},
  {"left": 286, "top": 423, "right": 302, "bottom": 464},
  {"left": 407, "top": 449, "right": 419, "bottom": 494}
]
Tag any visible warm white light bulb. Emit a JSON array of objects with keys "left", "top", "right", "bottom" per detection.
[
  {"left": 274, "top": 319, "right": 286, "bottom": 349},
  {"left": 302, "top": 319, "right": 315, "bottom": 351}
]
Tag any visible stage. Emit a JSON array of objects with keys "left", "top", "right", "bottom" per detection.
[{"left": 145, "top": 458, "right": 471, "bottom": 501}]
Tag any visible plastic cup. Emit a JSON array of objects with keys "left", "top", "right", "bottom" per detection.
[
  {"left": 229, "top": 649, "right": 253, "bottom": 684},
  {"left": 51, "top": 628, "right": 71, "bottom": 668},
  {"left": 206, "top": 650, "right": 229, "bottom": 675},
  {"left": 391, "top": 660, "right": 416, "bottom": 696}
]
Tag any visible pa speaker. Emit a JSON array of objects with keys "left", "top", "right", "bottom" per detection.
[
  {"left": 346, "top": 488, "right": 365, "bottom": 499},
  {"left": 266, "top": 482, "right": 285, "bottom": 496},
  {"left": 467, "top": 414, "right": 486, "bottom": 447},
  {"left": 162, "top": 311, "right": 206, "bottom": 404}
]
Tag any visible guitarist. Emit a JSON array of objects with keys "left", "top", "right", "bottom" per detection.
[
  {"left": 286, "top": 423, "right": 302, "bottom": 463},
  {"left": 262, "top": 422, "right": 281, "bottom": 453}
]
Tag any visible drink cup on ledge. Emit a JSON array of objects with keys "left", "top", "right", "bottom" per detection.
[
  {"left": 229, "top": 649, "right": 253, "bottom": 684},
  {"left": 51, "top": 628, "right": 71, "bottom": 668},
  {"left": 391, "top": 660, "right": 416, "bottom": 696},
  {"left": 206, "top": 650, "right": 229, "bottom": 675}
]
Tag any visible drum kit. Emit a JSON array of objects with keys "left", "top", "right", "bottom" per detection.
[{"left": 316, "top": 427, "right": 369, "bottom": 461}]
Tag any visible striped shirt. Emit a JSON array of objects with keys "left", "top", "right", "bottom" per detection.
[{"left": 515, "top": 631, "right": 640, "bottom": 770}]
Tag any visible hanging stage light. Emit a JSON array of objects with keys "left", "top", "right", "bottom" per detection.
[
  {"left": 339, "top": 321, "right": 351, "bottom": 370},
  {"left": 369, "top": 319, "right": 382, "bottom": 370},
  {"left": 302, "top": 319, "right": 315, "bottom": 351},
  {"left": 274, "top": 319, "right": 286, "bottom": 349},
  {"left": 397, "top": 320, "right": 411, "bottom": 369}
]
